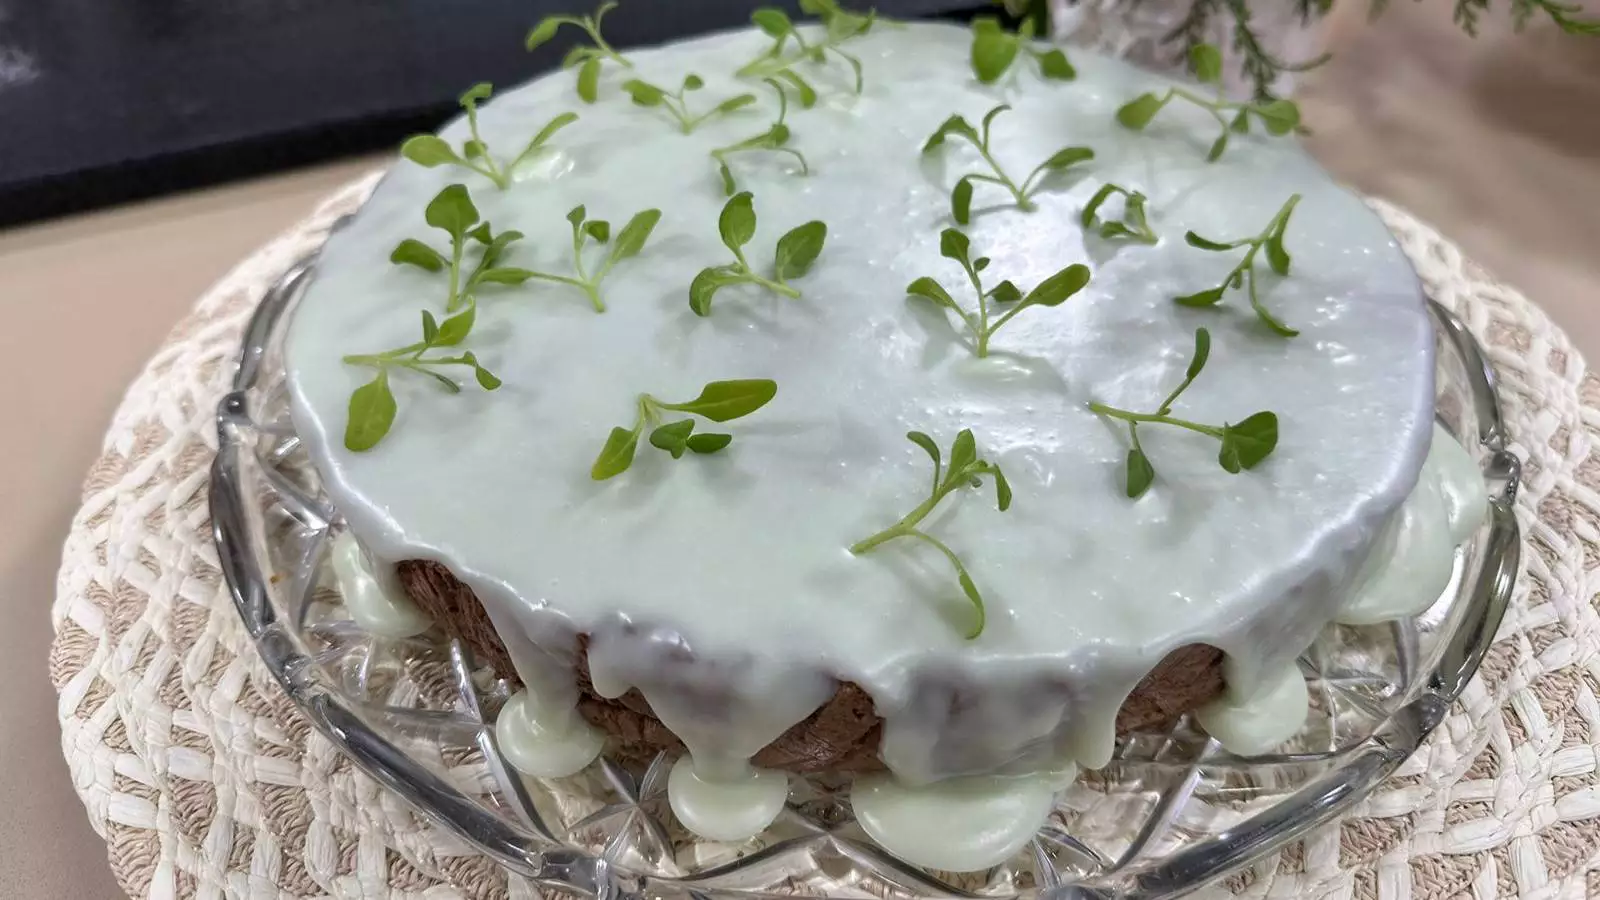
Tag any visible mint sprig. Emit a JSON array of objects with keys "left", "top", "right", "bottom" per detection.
[
  {"left": 526, "top": 1, "right": 633, "bottom": 103},
  {"left": 591, "top": 379, "right": 778, "bottom": 480},
  {"left": 737, "top": 1, "right": 876, "bottom": 94},
  {"left": 621, "top": 74, "right": 757, "bottom": 134},
  {"left": 1175, "top": 193, "right": 1301, "bottom": 336},
  {"left": 906, "top": 228, "right": 1090, "bottom": 357},
  {"left": 923, "top": 104, "right": 1094, "bottom": 224},
  {"left": 401, "top": 84, "right": 577, "bottom": 190},
  {"left": 477, "top": 205, "right": 661, "bottom": 313},
  {"left": 389, "top": 185, "right": 529, "bottom": 313},
  {"left": 850, "top": 429, "right": 1010, "bottom": 639},
  {"left": 1115, "top": 44, "right": 1301, "bottom": 162},
  {"left": 1089, "top": 328, "right": 1279, "bottom": 498},
  {"left": 690, "top": 192, "right": 827, "bottom": 316},
  {"left": 1080, "top": 183, "right": 1159, "bottom": 244},
  {"left": 711, "top": 77, "right": 812, "bottom": 196},
  {"left": 969, "top": 15, "right": 1075, "bottom": 84}
]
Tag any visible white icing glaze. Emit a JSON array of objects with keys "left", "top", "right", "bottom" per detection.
[
  {"left": 493, "top": 689, "right": 604, "bottom": 778},
  {"left": 667, "top": 757, "right": 789, "bottom": 842},
  {"left": 285, "top": 21, "right": 1436, "bottom": 821},
  {"left": 853, "top": 767, "right": 1076, "bottom": 872},
  {"left": 1337, "top": 425, "right": 1482, "bottom": 626},
  {"left": 328, "top": 531, "right": 431, "bottom": 637},
  {"left": 1196, "top": 661, "right": 1309, "bottom": 757}
]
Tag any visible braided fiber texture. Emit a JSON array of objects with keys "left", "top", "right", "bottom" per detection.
[{"left": 49, "top": 175, "right": 1600, "bottom": 898}]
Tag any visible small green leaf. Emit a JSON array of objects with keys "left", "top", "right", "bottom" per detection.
[
  {"left": 1185, "top": 231, "right": 1236, "bottom": 252},
  {"left": 665, "top": 379, "right": 778, "bottom": 422},
  {"left": 683, "top": 73, "right": 705, "bottom": 91},
  {"left": 1080, "top": 183, "right": 1118, "bottom": 229},
  {"left": 591, "top": 427, "right": 639, "bottom": 480},
  {"left": 1175, "top": 285, "right": 1228, "bottom": 307},
  {"left": 989, "top": 280, "right": 1022, "bottom": 305},
  {"left": 1187, "top": 327, "right": 1211, "bottom": 380},
  {"left": 717, "top": 161, "right": 738, "bottom": 196},
  {"left": 577, "top": 57, "right": 602, "bottom": 103},
  {"left": 566, "top": 205, "right": 587, "bottom": 229},
  {"left": 475, "top": 267, "right": 536, "bottom": 285},
  {"left": 1038, "top": 145, "right": 1095, "bottom": 171},
  {"left": 1206, "top": 131, "right": 1229, "bottom": 162},
  {"left": 467, "top": 223, "right": 493, "bottom": 244},
  {"left": 992, "top": 466, "right": 1012, "bottom": 511},
  {"left": 1255, "top": 99, "right": 1300, "bottom": 135},
  {"left": 956, "top": 568, "right": 986, "bottom": 640},
  {"left": 907, "top": 431, "right": 941, "bottom": 470},
  {"left": 1190, "top": 43, "right": 1223, "bottom": 84},
  {"left": 689, "top": 266, "right": 743, "bottom": 316},
  {"left": 585, "top": 220, "right": 611, "bottom": 243},
  {"left": 434, "top": 304, "right": 475, "bottom": 346},
  {"left": 525, "top": 16, "right": 562, "bottom": 50},
  {"left": 1116, "top": 93, "right": 1165, "bottom": 130},
  {"left": 773, "top": 70, "right": 818, "bottom": 108},
  {"left": 715, "top": 94, "right": 758, "bottom": 115},
  {"left": 1265, "top": 232, "right": 1292, "bottom": 276},
  {"left": 390, "top": 238, "right": 446, "bottom": 271},
  {"left": 462, "top": 139, "right": 488, "bottom": 160},
  {"left": 1225, "top": 412, "right": 1279, "bottom": 470},
  {"left": 460, "top": 82, "right": 493, "bottom": 106},
  {"left": 1125, "top": 448, "right": 1155, "bottom": 498},
  {"left": 421, "top": 310, "right": 439, "bottom": 343},
  {"left": 524, "top": 111, "right": 579, "bottom": 153},
  {"left": 1035, "top": 48, "right": 1076, "bottom": 80},
  {"left": 952, "top": 177, "right": 975, "bottom": 225},
  {"left": 946, "top": 429, "right": 977, "bottom": 482},
  {"left": 719, "top": 192, "right": 758, "bottom": 251},
  {"left": 752, "top": 7, "right": 793, "bottom": 36},
  {"left": 561, "top": 45, "right": 590, "bottom": 69},
  {"left": 939, "top": 228, "right": 970, "bottom": 263},
  {"left": 474, "top": 363, "right": 502, "bottom": 391},
  {"left": 425, "top": 184, "right": 480, "bottom": 241},
  {"left": 401, "top": 135, "right": 461, "bottom": 167},
  {"left": 774, "top": 221, "right": 827, "bottom": 281},
  {"left": 922, "top": 114, "right": 978, "bottom": 153},
  {"left": 611, "top": 209, "right": 662, "bottom": 261},
  {"left": 1229, "top": 108, "right": 1251, "bottom": 133},
  {"left": 686, "top": 433, "right": 733, "bottom": 454},
  {"left": 345, "top": 370, "right": 398, "bottom": 452},
  {"left": 906, "top": 276, "right": 958, "bottom": 310},
  {"left": 1023, "top": 263, "right": 1091, "bottom": 307},
  {"left": 622, "top": 79, "right": 665, "bottom": 106},
  {"left": 649, "top": 419, "right": 696, "bottom": 458},
  {"left": 969, "top": 16, "right": 1020, "bottom": 84}
]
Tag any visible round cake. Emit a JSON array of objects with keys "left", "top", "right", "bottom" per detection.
[{"left": 285, "top": 10, "right": 1486, "bottom": 870}]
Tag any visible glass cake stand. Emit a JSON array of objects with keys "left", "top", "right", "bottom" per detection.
[{"left": 212, "top": 244, "right": 1522, "bottom": 900}]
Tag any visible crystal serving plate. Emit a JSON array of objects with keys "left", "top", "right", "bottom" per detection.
[{"left": 212, "top": 250, "right": 1521, "bottom": 900}]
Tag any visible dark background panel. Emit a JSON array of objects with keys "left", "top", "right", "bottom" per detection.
[{"left": 0, "top": 0, "right": 983, "bottom": 227}]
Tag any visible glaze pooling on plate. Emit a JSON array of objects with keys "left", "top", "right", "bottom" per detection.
[{"left": 289, "top": 20, "right": 1439, "bottom": 863}]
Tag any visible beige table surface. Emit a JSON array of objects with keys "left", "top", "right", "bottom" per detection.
[{"left": 2, "top": 5, "right": 1596, "bottom": 896}]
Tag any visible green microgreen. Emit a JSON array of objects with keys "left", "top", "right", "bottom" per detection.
[
  {"left": 469, "top": 205, "right": 661, "bottom": 313},
  {"left": 1089, "top": 327, "right": 1279, "bottom": 498},
  {"left": 1175, "top": 193, "right": 1302, "bottom": 336},
  {"left": 591, "top": 379, "right": 778, "bottom": 479},
  {"left": 621, "top": 73, "right": 757, "bottom": 134},
  {"left": 526, "top": 1, "right": 634, "bottom": 103},
  {"left": 689, "top": 192, "right": 827, "bottom": 316},
  {"left": 1115, "top": 44, "right": 1301, "bottom": 162},
  {"left": 968, "top": 14, "right": 1075, "bottom": 84},
  {"left": 1080, "top": 183, "right": 1159, "bottom": 244},
  {"left": 922, "top": 104, "right": 1094, "bottom": 224},
  {"left": 388, "top": 185, "right": 531, "bottom": 314},
  {"left": 400, "top": 84, "right": 577, "bottom": 190},
  {"left": 341, "top": 311, "right": 502, "bottom": 452},
  {"left": 906, "top": 228, "right": 1090, "bottom": 358},
  {"left": 711, "top": 77, "right": 812, "bottom": 196},
  {"left": 737, "top": 0, "right": 876, "bottom": 95},
  {"left": 850, "top": 429, "right": 1011, "bottom": 639}
]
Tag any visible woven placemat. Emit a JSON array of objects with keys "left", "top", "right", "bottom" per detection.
[{"left": 49, "top": 173, "right": 1600, "bottom": 899}]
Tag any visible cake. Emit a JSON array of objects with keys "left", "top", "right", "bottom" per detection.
[{"left": 286, "top": 7, "right": 1488, "bottom": 871}]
